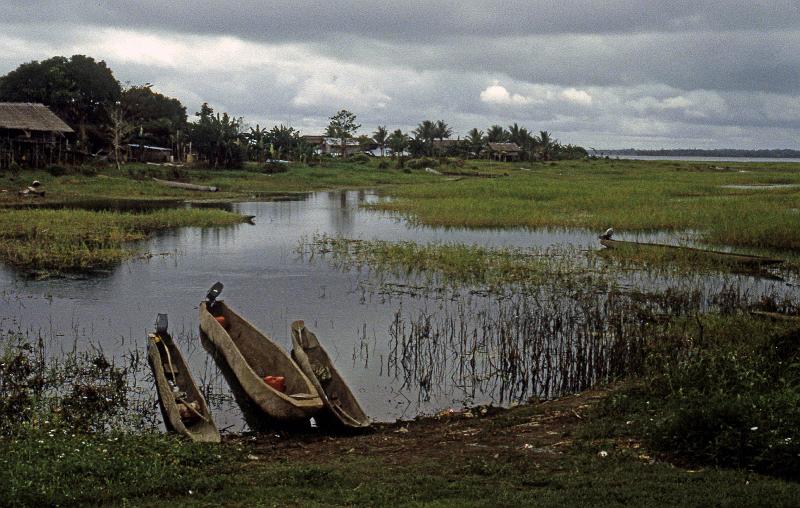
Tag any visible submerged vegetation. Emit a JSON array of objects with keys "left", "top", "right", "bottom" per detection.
[{"left": 0, "top": 207, "right": 246, "bottom": 274}]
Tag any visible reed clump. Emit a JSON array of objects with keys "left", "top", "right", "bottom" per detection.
[
  {"left": 0, "top": 208, "right": 246, "bottom": 274},
  {"left": 298, "top": 233, "right": 588, "bottom": 289}
]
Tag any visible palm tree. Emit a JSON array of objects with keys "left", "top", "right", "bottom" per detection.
[
  {"left": 433, "top": 120, "right": 452, "bottom": 155},
  {"left": 247, "top": 124, "right": 268, "bottom": 162},
  {"left": 413, "top": 120, "right": 436, "bottom": 156},
  {"left": 466, "top": 128, "right": 484, "bottom": 158},
  {"left": 537, "top": 130, "right": 555, "bottom": 161},
  {"left": 486, "top": 124, "right": 508, "bottom": 143},
  {"left": 373, "top": 125, "right": 388, "bottom": 157},
  {"left": 387, "top": 129, "right": 409, "bottom": 158}
]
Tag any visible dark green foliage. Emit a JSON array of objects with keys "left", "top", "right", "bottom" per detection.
[
  {"left": 377, "top": 159, "right": 389, "bottom": 169},
  {"left": 406, "top": 157, "right": 439, "bottom": 169},
  {"left": 121, "top": 85, "right": 187, "bottom": 148},
  {"left": 594, "top": 318, "right": 800, "bottom": 481},
  {"left": 349, "top": 152, "right": 370, "bottom": 164},
  {"left": 0, "top": 55, "right": 121, "bottom": 150},
  {"left": 262, "top": 161, "right": 288, "bottom": 174},
  {"left": 187, "top": 103, "right": 245, "bottom": 168}
]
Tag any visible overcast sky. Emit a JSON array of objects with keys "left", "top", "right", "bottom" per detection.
[{"left": 2, "top": 1, "right": 799, "bottom": 149}]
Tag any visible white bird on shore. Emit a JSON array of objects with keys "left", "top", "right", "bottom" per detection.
[{"left": 599, "top": 227, "right": 614, "bottom": 240}]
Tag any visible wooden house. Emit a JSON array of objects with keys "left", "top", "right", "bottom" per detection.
[
  {"left": 0, "top": 103, "right": 74, "bottom": 169},
  {"left": 486, "top": 142, "right": 521, "bottom": 162}
]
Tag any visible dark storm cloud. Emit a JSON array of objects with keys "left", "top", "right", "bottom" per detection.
[{"left": 1, "top": 1, "right": 799, "bottom": 148}]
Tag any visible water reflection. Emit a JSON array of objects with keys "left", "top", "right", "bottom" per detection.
[{"left": 0, "top": 190, "right": 797, "bottom": 430}]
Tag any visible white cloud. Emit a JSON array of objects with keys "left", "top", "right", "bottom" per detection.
[
  {"left": 479, "top": 83, "right": 531, "bottom": 105},
  {"left": 560, "top": 88, "right": 592, "bottom": 105}
]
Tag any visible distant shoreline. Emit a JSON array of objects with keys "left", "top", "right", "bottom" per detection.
[{"left": 598, "top": 149, "right": 800, "bottom": 158}]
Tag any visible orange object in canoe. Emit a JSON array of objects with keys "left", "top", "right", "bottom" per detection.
[
  {"left": 263, "top": 375, "right": 286, "bottom": 392},
  {"left": 214, "top": 316, "right": 227, "bottom": 329}
]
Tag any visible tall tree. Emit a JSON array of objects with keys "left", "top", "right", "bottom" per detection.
[
  {"left": 325, "top": 109, "right": 360, "bottom": 158},
  {"left": 387, "top": 129, "right": 409, "bottom": 158},
  {"left": 0, "top": 55, "right": 121, "bottom": 150},
  {"left": 187, "top": 103, "right": 245, "bottom": 168},
  {"left": 486, "top": 124, "right": 509, "bottom": 143},
  {"left": 537, "top": 130, "right": 555, "bottom": 161},
  {"left": 121, "top": 85, "right": 187, "bottom": 148},
  {"left": 373, "top": 125, "right": 388, "bottom": 157},
  {"left": 412, "top": 120, "right": 436, "bottom": 156},
  {"left": 107, "top": 103, "right": 135, "bottom": 171},
  {"left": 466, "top": 128, "right": 485, "bottom": 157},
  {"left": 433, "top": 120, "right": 452, "bottom": 155}
]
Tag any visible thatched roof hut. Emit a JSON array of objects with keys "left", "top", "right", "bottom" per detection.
[
  {"left": 0, "top": 103, "right": 73, "bottom": 133},
  {"left": 487, "top": 142, "right": 521, "bottom": 161}
]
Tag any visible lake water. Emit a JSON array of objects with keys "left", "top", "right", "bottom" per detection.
[
  {"left": 610, "top": 155, "right": 800, "bottom": 163},
  {"left": 0, "top": 191, "right": 796, "bottom": 431}
]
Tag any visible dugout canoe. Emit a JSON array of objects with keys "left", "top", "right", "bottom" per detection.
[
  {"left": 147, "top": 321, "right": 220, "bottom": 443},
  {"left": 599, "top": 238, "right": 784, "bottom": 267},
  {"left": 199, "top": 301, "right": 323, "bottom": 421},
  {"left": 291, "top": 321, "right": 371, "bottom": 430}
]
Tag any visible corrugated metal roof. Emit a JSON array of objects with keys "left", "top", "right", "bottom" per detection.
[{"left": 0, "top": 102, "right": 73, "bottom": 133}]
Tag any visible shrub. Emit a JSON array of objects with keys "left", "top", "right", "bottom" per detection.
[
  {"left": 600, "top": 322, "right": 800, "bottom": 481},
  {"left": 377, "top": 160, "right": 389, "bottom": 170},
  {"left": 349, "top": 153, "right": 370, "bottom": 164},
  {"left": 263, "top": 161, "right": 288, "bottom": 174},
  {"left": 45, "top": 164, "right": 71, "bottom": 176},
  {"left": 406, "top": 157, "right": 439, "bottom": 170}
]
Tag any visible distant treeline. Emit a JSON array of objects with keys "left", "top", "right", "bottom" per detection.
[{"left": 601, "top": 149, "right": 800, "bottom": 158}]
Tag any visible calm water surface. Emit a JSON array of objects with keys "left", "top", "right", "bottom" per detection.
[{"left": 0, "top": 191, "right": 795, "bottom": 430}]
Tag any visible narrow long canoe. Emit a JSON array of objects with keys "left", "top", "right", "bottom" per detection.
[
  {"left": 147, "top": 331, "right": 220, "bottom": 443},
  {"left": 199, "top": 301, "right": 323, "bottom": 421},
  {"left": 291, "top": 320, "right": 371, "bottom": 430},
  {"left": 599, "top": 238, "right": 784, "bottom": 267}
]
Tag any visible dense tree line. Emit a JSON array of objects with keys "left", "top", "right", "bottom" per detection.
[{"left": 0, "top": 54, "right": 587, "bottom": 168}]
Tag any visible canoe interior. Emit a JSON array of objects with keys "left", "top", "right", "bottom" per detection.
[
  {"left": 291, "top": 321, "right": 370, "bottom": 429},
  {"left": 147, "top": 332, "right": 220, "bottom": 442},
  {"left": 204, "top": 301, "right": 319, "bottom": 400}
]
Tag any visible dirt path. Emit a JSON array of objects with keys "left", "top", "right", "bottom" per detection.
[{"left": 232, "top": 387, "right": 614, "bottom": 466}]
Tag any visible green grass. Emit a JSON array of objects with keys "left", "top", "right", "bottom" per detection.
[
  {"left": 300, "top": 234, "right": 585, "bottom": 288},
  {"left": 3, "top": 432, "right": 799, "bottom": 507},
  {"left": 372, "top": 158, "right": 800, "bottom": 252},
  {"left": 0, "top": 208, "right": 246, "bottom": 274}
]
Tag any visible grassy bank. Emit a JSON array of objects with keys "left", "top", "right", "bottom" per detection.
[{"left": 0, "top": 208, "right": 246, "bottom": 275}]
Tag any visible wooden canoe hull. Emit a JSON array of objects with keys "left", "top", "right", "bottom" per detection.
[
  {"left": 291, "top": 321, "right": 371, "bottom": 430},
  {"left": 599, "top": 239, "right": 784, "bottom": 267},
  {"left": 199, "top": 301, "right": 322, "bottom": 422},
  {"left": 147, "top": 333, "right": 220, "bottom": 443}
]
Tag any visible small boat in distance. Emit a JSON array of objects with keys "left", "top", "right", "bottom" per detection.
[
  {"left": 147, "top": 314, "right": 220, "bottom": 443},
  {"left": 599, "top": 238, "right": 784, "bottom": 268},
  {"left": 198, "top": 283, "right": 323, "bottom": 422},
  {"left": 291, "top": 320, "right": 371, "bottom": 430}
]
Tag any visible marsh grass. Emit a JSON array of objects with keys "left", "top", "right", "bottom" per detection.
[
  {"left": 0, "top": 208, "right": 246, "bottom": 274},
  {"left": 371, "top": 159, "right": 800, "bottom": 252},
  {"left": 298, "top": 233, "right": 591, "bottom": 289}
]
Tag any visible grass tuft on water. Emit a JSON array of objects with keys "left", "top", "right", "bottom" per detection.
[{"left": 0, "top": 208, "right": 246, "bottom": 274}]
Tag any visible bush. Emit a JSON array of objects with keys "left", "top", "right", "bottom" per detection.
[
  {"left": 406, "top": 157, "right": 439, "bottom": 170},
  {"left": 45, "top": 164, "right": 71, "bottom": 176},
  {"left": 263, "top": 161, "right": 288, "bottom": 174},
  {"left": 600, "top": 322, "right": 800, "bottom": 480},
  {"left": 348, "top": 153, "right": 370, "bottom": 164},
  {"left": 377, "top": 160, "right": 389, "bottom": 170}
]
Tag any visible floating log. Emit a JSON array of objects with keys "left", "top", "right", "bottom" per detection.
[
  {"left": 152, "top": 178, "right": 218, "bottom": 192},
  {"left": 599, "top": 238, "right": 784, "bottom": 267}
]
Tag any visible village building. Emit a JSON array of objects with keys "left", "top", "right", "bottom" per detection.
[
  {"left": 126, "top": 143, "right": 173, "bottom": 163},
  {"left": 486, "top": 142, "right": 521, "bottom": 162},
  {"left": 301, "top": 135, "right": 363, "bottom": 157},
  {"left": 0, "top": 102, "right": 74, "bottom": 169}
]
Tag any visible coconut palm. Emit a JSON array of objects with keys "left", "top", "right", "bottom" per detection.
[
  {"left": 387, "top": 129, "right": 410, "bottom": 158},
  {"left": 537, "top": 130, "right": 555, "bottom": 161},
  {"left": 373, "top": 125, "right": 388, "bottom": 157},
  {"left": 486, "top": 124, "right": 508, "bottom": 143},
  {"left": 433, "top": 120, "right": 452, "bottom": 155},
  {"left": 466, "top": 128, "right": 484, "bottom": 158},
  {"left": 413, "top": 120, "right": 436, "bottom": 156}
]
